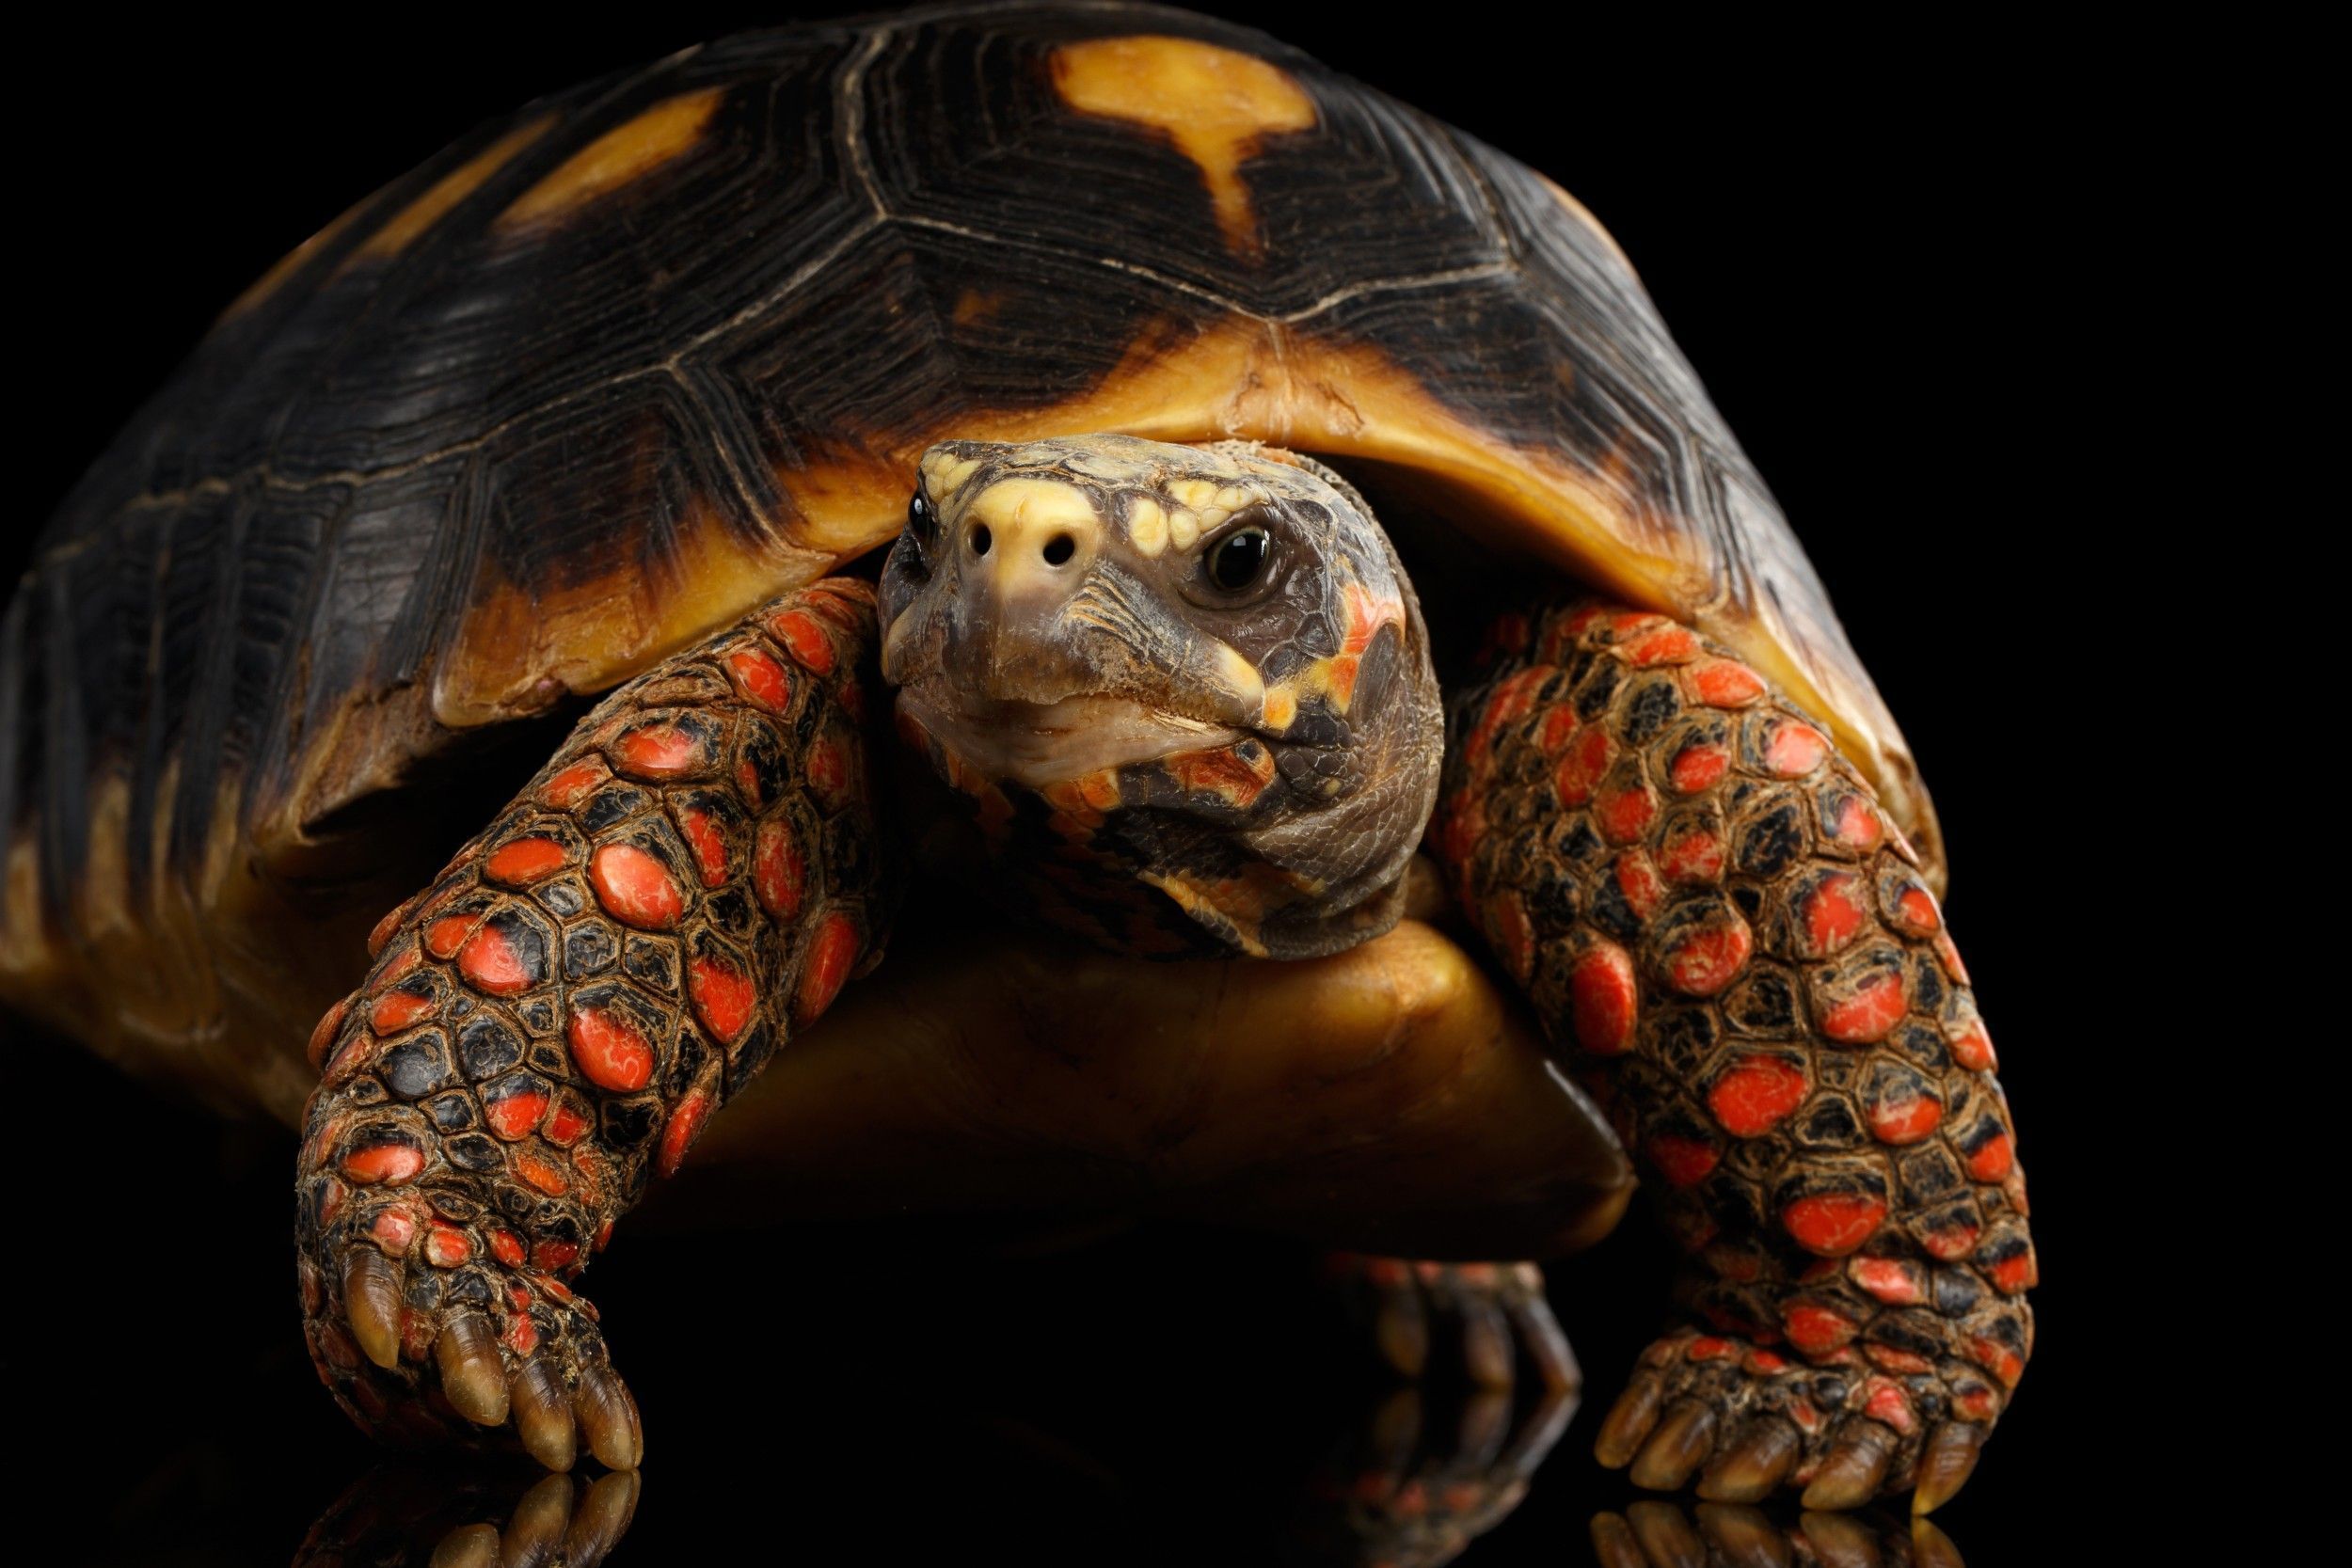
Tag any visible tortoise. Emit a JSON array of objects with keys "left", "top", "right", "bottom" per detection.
[{"left": 0, "top": 0, "right": 2031, "bottom": 1518}]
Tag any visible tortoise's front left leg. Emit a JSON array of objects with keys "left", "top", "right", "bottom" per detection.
[
  {"left": 1437, "top": 602, "right": 2033, "bottom": 1513},
  {"left": 296, "top": 578, "right": 889, "bottom": 1467}
]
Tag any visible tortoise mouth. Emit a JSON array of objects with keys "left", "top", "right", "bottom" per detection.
[{"left": 896, "top": 686, "right": 1245, "bottom": 792}]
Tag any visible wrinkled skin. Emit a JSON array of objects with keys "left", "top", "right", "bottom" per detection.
[{"left": 880, "top": 436, "right": 1443, "bottom": 959}]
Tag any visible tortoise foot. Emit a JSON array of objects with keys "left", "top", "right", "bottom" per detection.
[
  {"left": 300, "top": 1227, "right": 643, "bottom": 1470},
  {"left": 1328, "top": 1255, "right": 1579, "bottom": 1398},
  {"left": 1592, "top": 1498, "right": 1964, "bottom": 1568},
  {"left": 1594, "top": 1329, "right": 1993, "bottom": 1513},
  {"left": 1301, "top": 1379, "right": 1575, "bottom": 1568}
]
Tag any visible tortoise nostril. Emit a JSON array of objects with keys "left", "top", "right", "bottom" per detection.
[
  {"left": 970, "top": 524, "right": 993, "bottom": 557},
  {"left": 1041, "top": 533, "right": 1075, "bottom": 566}
]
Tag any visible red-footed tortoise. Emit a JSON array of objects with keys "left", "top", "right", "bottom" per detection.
[{"left": 0, "top": 1, "right": 2028, "bottom": 1515}]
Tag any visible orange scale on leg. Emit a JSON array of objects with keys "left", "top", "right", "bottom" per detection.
[
  {"left": 768, "top": 609, "right": 836, "bottom": 674},
  {"left": 1483, "top": 891, "right": 1535, "bottom": 983},
  {"left": 422, "top": 913, "right": 482, "bottom": 961},
  {"left": 675, "top": 806, "right": 730, "bottom": 887},
  {"left": 567, "top": 1006, "right": 655, "bottom": 1093},
  {"left": 342, "top": 1139, "right": 424, "bottom": 1187},
  {"left": 308, "top": 999, "right": 351, "bottom": 1069},
  {"left": 1661, "top": 917, "right": 1752, "bottom": 997},
  {"left": 793, "top": 911, "right": 862, "bottom": 1026},
  {"left": 1762, "top": 721, "right": 1830, "bottom": 777},
  {"left": 1819, "top": 971, "right": 1908, "bottom": 1043},
  {"left": 1781, "top": 1192, "right": 1887, "bottom": 1257},
  {"left": 1658, "top": 823, "right": 1724, "bottom": 884},
  {"left": 1594, "top": 779, "right": 1659, "bottom": 845},
  {"left": 514, "top": 1149, "right": 569, "bottom": 1196},
  {"left": 754, "top": 822, "right": 805, "bottom": 920},
  {"left": 367, "top": 899, "right": 418, "bottom": 958},
  {"left": 724, "top": 647, "right": 793, "bottom": 712},
  {"left": 688, "top": 955, "right": 757, "bottom": 1043},
  {"left": 423, "top": 1224, "right": 472, "bottom": 1268},
  {"left": 1568, "top": 942, "right": 1639, "bottom": 1054},
  {"left": 1690, "top": 658, "right": 1764, "bottom": 707},
  {"left": 1706, "top": 1053, "right": 1807, "bottom": 1137},
  {"left": 1613, "top": 849, "right": 1662, "bottom": 922},
  {"left": 588, "top": 843, "right": 685, "bottom": 930},
  {"left": 1625, "top": 626, "right": 1699, "bottom": 665},
  {"left": 541, "top": 757, "right": 611, "bottom": 811},
  {"left": 1668, "top": 741, "right": 1730, "bottom": 794},
  {"left": 658, "top": 1090, "right": 713, "bottom": 1179},
  {"left": 1781, "top": 1302, "right": 1857, "bottom": 1355},
  {"left": 368, "top": 988, "right": 436, "bottom": 1036},
  {"left": 1795, "top": 871, "right": 1867, "bottom": 958},
  {"left": 370, "top": 1207, "right": 418, "bottom": 1253},
  {"left": 1644, "top": 1132, "right": 1720, "bottom": 1187},
  {"left": 485, "top": 837, "right": 570, "bottom": 888},
  {"left": 1553, "top": 727, "right": 1613, "bottom": 805}
]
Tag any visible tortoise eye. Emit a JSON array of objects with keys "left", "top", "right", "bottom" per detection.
[
  {"left": 907, "top": 491, "right": 937, "bottom": 545},
  {"left": 1205, "top": 527, "right": 1270, "bottom": 592}
]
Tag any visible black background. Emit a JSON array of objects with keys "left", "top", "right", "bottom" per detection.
[{"left": 6, "top": 5, "right": 2185, "bottom": 1564}]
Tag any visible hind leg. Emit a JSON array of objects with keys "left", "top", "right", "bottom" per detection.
[
  {"left": 1437, "top": 602, "right": 2032, "bottom": 1513},
  {"left": 295, "top": 578, "right": 890, "bottom": 1467}
]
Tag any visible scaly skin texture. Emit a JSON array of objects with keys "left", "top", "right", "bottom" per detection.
[
  {"left": 1437, "top": 601, "right": 2032, "bottom": 1510},
  {"left": 295, "top": 578, "right": 889, "bottom": 1466}
]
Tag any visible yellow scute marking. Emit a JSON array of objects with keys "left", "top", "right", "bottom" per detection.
[
  {"left": 217, "top": 196, "right": 375, "bottom": 321},
  {"left": 354, "top": 116, "right": 556, "bottom": 262},
  {"left": 499, "top": 87, "right": 724, "bottom": 230},
  {"left": 1051, "top": 36, "right": 1317, "bottom": 253}
]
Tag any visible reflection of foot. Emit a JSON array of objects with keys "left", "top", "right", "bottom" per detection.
[
  {"left": 295, "top": 1463, "right": 641, "bottom": 1568},
  {"left": 1328, "top": 1254, "right": 1580, "bottom": 1395},
  {"left": 1592, "top": 1498, "right": 1963, "bottom": 1567},
  {"left": 1298, "top": 1382, "right": 1577, "bottom": 1568}
]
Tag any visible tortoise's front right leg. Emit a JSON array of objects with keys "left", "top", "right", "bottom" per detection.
[
  {"left": 296, "top": 578, "right": 889, "bottom": 1467},
  {"left": 1438, "top": 602, "right": 2034, "bottom": 1513}
]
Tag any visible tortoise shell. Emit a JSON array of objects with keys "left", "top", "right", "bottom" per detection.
[{"left": 0, "top": 2, "right": 1935, "bottom": 1105}]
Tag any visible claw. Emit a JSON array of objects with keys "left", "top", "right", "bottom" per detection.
[
  {"left": 1697, "top": 1418, "right": 1800, "bottom": 1502},
  {"left": 1506, "top": 1289, "right": 1580, "bottom": 1394},
  {"left": 1456, "top": 1388, "right": 1513, "bottom": 1469},
  {"left": 1627, "top": 1499, "right": 1708, "bottom": 1568},
  {"left": 426, "top": 1524, "right": 501, "bottom": 1568},
  {"left": 1692, "top": 1503, "right": 1794, "bottom": 1568},
  {"left": 342, "top": 1248, "right": 404, "bottom": 1370},
  {"left": 1459, "top": 1294, "right": 1515, "bottom": 1389},
  {"left": 1629, "top": 1399, "right": 1718, "bottom": 1491},
  {"left": 501, "top": 1473, "right": 571, "bottom": 1568},
  {"left": 1912, "top": 1422, "right": 1984, "bottom": 1515},
  {"left": 576, "top": 1366, "right": 642, "bottom": 1469},
  {"left": 1800, "top": 1420, "right": 1897, "bottom": 1511},
  {"left": 513, "top": 1360, "right": 579, "bottom": 1472},
  {"left": 435, "top": 1313, "right": 510, "bottom": 1427},
  {"left": 1794, "top": 1509, "right": 1883, "bottom": 1567},
  {"left": 1590, "top": 1513, "right": 1649, "bottom": 1568},
  {"left": 563, "top": 1468, "right": 641, "bottom": 1568},
  {"left": 1375, "top": 1282, "right": 1429, "bottom": 1378},
  {"left": 1911, "top": 1515, "right": 1965, "bottom": 1568},
  {"left": 1595, "top": 1369, "right": 1666, "bottom": 1467}
]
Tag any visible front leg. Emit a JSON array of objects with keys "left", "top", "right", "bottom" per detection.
[
  {"left": 1436, "top": 602, "right": 2032, "bottom": 1512},
  {"left": 295, "top": 578, "right": 890, "bottom": 1467}
]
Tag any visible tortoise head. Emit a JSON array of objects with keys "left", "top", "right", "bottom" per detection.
[{"left": 877, "top": 434, "right": 1442, "bottom": 959}]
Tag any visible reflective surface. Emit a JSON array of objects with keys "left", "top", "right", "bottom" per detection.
[{"left": 33, "top": 1022, "right": 2009, "bottom": 1568}]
